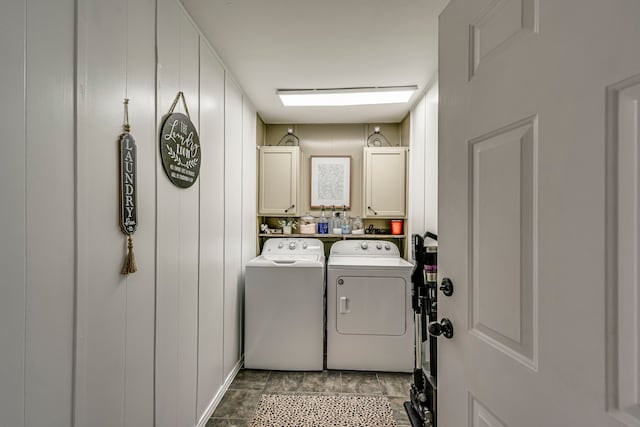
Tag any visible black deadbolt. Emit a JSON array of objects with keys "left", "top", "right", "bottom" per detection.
[{"left": 439, "top": 277, "right": 454, "bottom": 296}]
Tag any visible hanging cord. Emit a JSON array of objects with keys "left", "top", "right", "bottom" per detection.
[
  {"left": 123, "top": 98, "right": 131, "bottom": 133},
  {"left": 277, "top": 128, "right": 300, "bottom": 146},
  {"left": 168, "top": 91, "right": 191, "bottom": 119},
  {"left": 121, "top": 98, "right": 137, "bottom": 275}
]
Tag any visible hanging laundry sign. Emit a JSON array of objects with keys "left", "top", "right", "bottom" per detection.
[
  {"left": 160, "top": 91, "right": 201, "bottom": 188},
  {"left": 120, "top": 132, "right": 138, "bottom": 235},
  {"left": 120, "top": 99, "right": 138, "bottom": 275}
]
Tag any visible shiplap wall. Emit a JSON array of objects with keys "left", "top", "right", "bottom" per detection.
[
  {"left": 0, "top": 0, "right": 257, "bottom": 426},
  {"left": 409, "top": 84, "right": 439, "bottom": 239},
  {"left": 0, "top": 1, "right": 75, "bottom": 426},
  {"left": 196, "top": 36, "right": 226, "bottom": 424}
]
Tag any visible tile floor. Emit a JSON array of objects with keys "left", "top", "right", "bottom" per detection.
[{"left": 207, "top": 369, "right": 412, "bottom": 426}]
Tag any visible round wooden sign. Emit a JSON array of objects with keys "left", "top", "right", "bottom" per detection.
[{"left": 159, "top": 112, "right": 201, "bottom": 188}]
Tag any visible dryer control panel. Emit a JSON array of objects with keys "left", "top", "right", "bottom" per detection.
[{"left": 329, "top": 240, "right": 400, "bottom": 257}]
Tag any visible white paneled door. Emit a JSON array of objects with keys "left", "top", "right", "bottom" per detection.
[{"left": 438, "top": 1, "right": 640, "bottom": 426}]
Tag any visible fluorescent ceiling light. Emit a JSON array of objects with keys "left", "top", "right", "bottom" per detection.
[{"left": 277, "top": 86, "right": 418, "bottom": 107}]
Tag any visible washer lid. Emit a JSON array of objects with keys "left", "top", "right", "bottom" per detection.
[
  {"left": 248, "top": 254, "right": 323, "bottom": 267},
  {"left": 263, "top": 254, "right": 321, "bottom": 262},
  {"left": 328, "top": 255, "right": 413, "bottom": 268}
]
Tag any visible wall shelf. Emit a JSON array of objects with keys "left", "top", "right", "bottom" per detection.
[{"left": 258, "top": 233, "right": 405, "bottom": 239}]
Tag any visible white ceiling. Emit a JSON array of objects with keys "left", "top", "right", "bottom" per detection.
[{"left": 180, "top": 0, "right": 448, "bottom": 124}]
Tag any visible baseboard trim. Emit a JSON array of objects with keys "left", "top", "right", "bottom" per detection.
[{"left": 196, "top": 356, "right": 244, "bottom": 427}]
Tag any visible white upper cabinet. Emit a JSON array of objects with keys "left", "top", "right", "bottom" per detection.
[
  {"left": 258, "top": 146, "right": 300, "bottom": 216},
  {"left": 363, "top": 147, "right": 408, "bottom": 218}
]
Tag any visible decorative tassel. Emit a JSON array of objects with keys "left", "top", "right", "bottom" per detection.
[{"left": 121, "top": 235, "right": 137, "bottom": 275}]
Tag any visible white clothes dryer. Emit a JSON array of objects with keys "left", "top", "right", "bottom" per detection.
[
  {"left": 245, "top": 238, "right": 325, "bottom": 371},
  {"left": 327, "top": 240, "right": 413, "bottom": 372}
]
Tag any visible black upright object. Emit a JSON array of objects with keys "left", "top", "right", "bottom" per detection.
[{"left": 405, "top": 232, "right": 438, "bottom": 427}]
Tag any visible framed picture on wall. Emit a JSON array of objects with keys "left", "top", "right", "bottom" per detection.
[{"left": 310, "top": 156, "right": 351, "bottom": 209}]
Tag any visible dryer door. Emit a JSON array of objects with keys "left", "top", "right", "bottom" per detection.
[{"left": 336, "top": 276, "right": 406, "bottom": 336}]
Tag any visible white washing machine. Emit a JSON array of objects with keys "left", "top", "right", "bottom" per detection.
[
  {"left": 327, "top": 240, "right": 413, "bottom": 372},
  {"left": 245, "top": 238, "right": 324, "bottom": 371}
]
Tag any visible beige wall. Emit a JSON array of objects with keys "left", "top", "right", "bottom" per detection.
[
  {"left": 400, "top": 113, "right": 410, "bottom": 147},
  {"left": 256, "top": 114, "right": 266, "bottom": 146},
  {"left": 264, "top": 123, "right": 401, "bottom": 217}
]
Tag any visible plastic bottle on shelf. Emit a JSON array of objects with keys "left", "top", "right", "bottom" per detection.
[
  {"left": 329, "top": 205, "right": 336, "bottom": 233},
  {"left": 332, "top": 206, "right": 342, "bottom": 234},
  {"left": 341, "top": 206, "right": 351, "bottom": 234},
  {"left": 318, "top": 206, "right": 329, "bottom": 234}
]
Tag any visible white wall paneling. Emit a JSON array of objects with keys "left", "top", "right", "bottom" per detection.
[
  {"left": 122, "top": 0, "right": 157, "bottom": 425},
  {"left": 469, "top": 116, "right": 537, "bottom": 369},
  {"left": 224, "top": 76, "right": 244, "bottom": 377},
  {"left": 156, "top": 0, "right": 201, "bottom": 425},
  {"left": 2, "top": 0, "right": 259, "bottom": 425},
  {"left": 0, "top": 0, "right": 75, "bottom": 426},
  {"left": 25, "top": 0, "right": 76, "bottom": 425},
  {"left": 83, "top": 2, "right": 129, "bottom": 422},
  {"left": 197, "top": 38, "right": 226, "bottom": 422},
  {"left": 409, "top": 83, "right": 438, "bottom": 238},
  {"left": 409, "top": 95, "right": 426, "bottom": 238},
  {"left": 0, "top": 2, "right": 27, "bottom": 425},
  {"left": 607, "top": 74, "right": 640, "bottom": 424},
  {"left": 75, "top": 0, "right": 156, "bottom": 426},
  {"left": 423, "top": 85, "right": 438, "bottom": 235},
  {"left": 408, "top": 85, "right": 438, "bottom": 368},
  {"left": 242, "top": 99, "right": 258, "bottom": 266}
]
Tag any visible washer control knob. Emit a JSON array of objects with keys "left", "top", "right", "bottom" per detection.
[
  {"left": 277, "top": 243, "right": 283, "bottom": 249},
  {"left": 384, "top": 243, "right": 391, "bottom": 250},
  {"left": 289, "top": 242, "right": 297, "bottom": 250},
  {"left": 302, "top": 243, "right": 308, "bottom": 249},
  {"left": 376, "top": 243, "right": 382, "bottom": 250},
  {"left": 360, "top": 242, "right": 368, "bottom": 250}
]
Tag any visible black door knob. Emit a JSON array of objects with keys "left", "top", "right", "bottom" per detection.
[
  {"left": 428, "top": 318, "right": 454, "bottom": 339},
  {"left": 439, "top": 277, "right": 454, "bottom": 296}
]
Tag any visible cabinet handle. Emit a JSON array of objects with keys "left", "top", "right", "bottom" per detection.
[
  {"left": 367, "top": 206, "right": 378, "bottom": 215},
  {"left": 284, "top": 204, "right": 295, "bottom": 213}
]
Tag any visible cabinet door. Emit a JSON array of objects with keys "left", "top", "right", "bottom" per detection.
[
  {"left": 258, "top": 147, "right": 299, "bottom": 216},
  {"left": 363, "top": 147, "right": 407, "bottom": 218}
]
